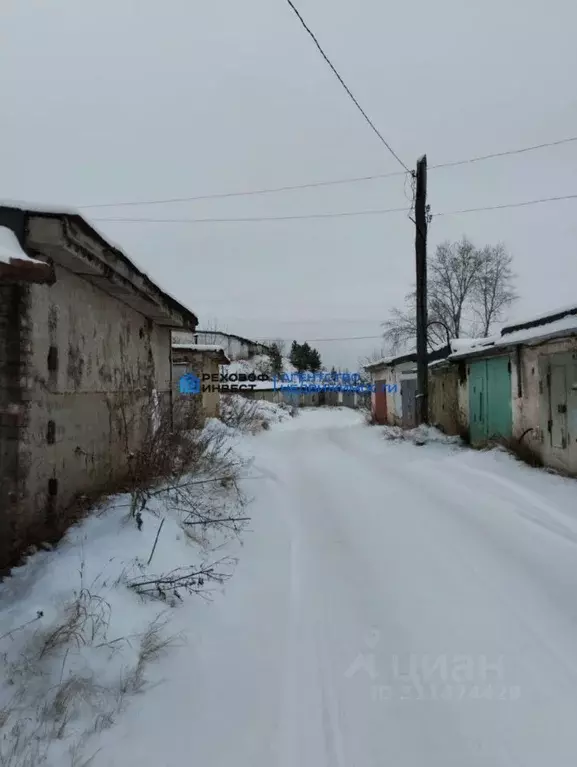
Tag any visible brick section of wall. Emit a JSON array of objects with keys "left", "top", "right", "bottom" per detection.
[{"left": 0, "top": 282, "right": 33, "bottom": 572}]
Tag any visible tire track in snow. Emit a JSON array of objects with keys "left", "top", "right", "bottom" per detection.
[{"left": 328, "top": 424, "right": 577, "bottom": 701}]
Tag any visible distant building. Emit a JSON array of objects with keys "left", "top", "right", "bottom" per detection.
[
  {"left": 172, "top": 330, "right": 270, "bottom": 361},
  {"left": 172, "top": 342, "right": 230, "bottom": 419},
  {"left": 364, "top": 346, "right": 451, "bottom": 427},
  {"left": 0, "top": 202, "right": 197, "bottom": 572}
]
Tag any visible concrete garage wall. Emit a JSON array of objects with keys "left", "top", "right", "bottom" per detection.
[
  {"left": 514, "top": 338, "right": 577, "bottom": 473},
  {"left": 1, "top": 264, "right": 172, "bottom": 570},
  {"left": 172, "top": 352, "right": 220, "bottom": 420}
]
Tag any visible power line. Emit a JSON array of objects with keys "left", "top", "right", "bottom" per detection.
[
  {"left": 282, "top": 0, "right": 409, "bottom": 172},
  {"left": 78, "top": 169, "right": 408, "bottom": 210},
  {"left": 78, "top": 135, "right": 577, "bottom": 210},
  {"left": 91, "top": 192, "right": 577, "bottom": 225},
  {"left": 255, "top": 334, "right": 384, "bottom": 342},
  {"left": 434, "top": 193, "right": 577, "bottom": 217},
  {"left": 431, "top": 136, "right": 577, "bottom": 171},
  {"left": 92, "top": 205, "right": 410, "bottom": 224}
]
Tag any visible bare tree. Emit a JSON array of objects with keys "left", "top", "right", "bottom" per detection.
[
  {"left": 471, "top": 243, "right": 517, "bottom": 337},
  {"left": 428, "top": 237, "right": 480, "bottom": 338},
  {"left": 381, "top": 305, "right": 420, "bottom": 354},
  {"left": 359, "top": 347, "right": 388, "bottom": 368},
  {"left": 382, "top": 237, "right": 517, "bottom": 352}
]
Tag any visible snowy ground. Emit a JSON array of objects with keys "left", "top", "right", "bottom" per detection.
[{"left": 4, "top": 407, "right": 577, "bottom": 765}]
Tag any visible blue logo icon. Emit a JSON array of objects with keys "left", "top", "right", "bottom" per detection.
[{"left": 179, "top": 373, "right": 201, "bottom": 395}]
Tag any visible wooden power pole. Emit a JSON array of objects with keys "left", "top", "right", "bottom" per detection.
[{"left": 414, "top": 155, "right": 428, "bottom": 425}]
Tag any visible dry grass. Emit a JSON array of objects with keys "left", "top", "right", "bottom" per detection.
[
  {"left": 38, "top": 590, "right": 111, "bottom": 660},
  {"left": 220, "top": 395, "right": 265, "bottom": 433},
  {"left": 0, "top": 609, "right": 180, "bottom": 767},
  {"left": 497, "top": 434, "right": 544, "bottom": 468},
  {"left": 118, "top": 614, "right": 181, "bottom": 701}
]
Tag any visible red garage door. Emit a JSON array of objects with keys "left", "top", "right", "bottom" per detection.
[{"left": 372, "top": 380, "right": 388, "bottom": 424}]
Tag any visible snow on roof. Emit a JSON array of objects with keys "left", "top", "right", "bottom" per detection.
[
  {"left": 172, "top": 343, "right": 226, "bottom": 353},
  {"left": 194, "top": 330, "right": 271, "bottom": 349},
  {"left": 496, "top": 314, "right": 577, "bottom": 346},
  {"left": 0, "top": 198, "right": 79, "bottom": 216},
  {"left": 502, "top": 303, "right": 577, "bottom": 334},
  {"left": 363, "top": 356, "right": 393, "bottom": 371},
  {"left": 450, "top": 315, "right": 577, "bottom": 360},
  {"left": 0, "top": 225, "right": 44, "bottom": 265},
  {"left": 449, "top": 337, "right": 496, "bottom": 353}
]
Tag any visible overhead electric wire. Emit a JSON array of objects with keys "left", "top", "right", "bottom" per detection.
[
  {"left": 253, "top": 334, "right": 384, "bottom": 342},
  {"left": 91, "top": 192, "right": 577, "bottom": 225},
  {"left": 78, "top": 169, "right": 408, "bottom": 210},
  {"left": 92, "top": 205, "right": 411, "bottom": 224},
  {"left": 431, "top": 135, "right": 577, "bottom": 171},
  {"left": 281, "top": 0, "right": 410, "bottom": 173},
  {"left": 434, "top": 193, "right": 577, "bottom": 217},
  {"left": 78, "top": 135, "right": 577, "bottom": 210}
]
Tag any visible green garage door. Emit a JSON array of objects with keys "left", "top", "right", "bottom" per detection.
[
  {"left": 486, "top": 357, "right": 512, "bottom": 440},
  {"left": 469, "top": 357, "right": 512, "bottom": 444},
  {"left": 469, "top": 360, "right": 487, "bottom": 444}
]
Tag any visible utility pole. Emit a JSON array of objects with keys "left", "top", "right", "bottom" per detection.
[{"left": 414, "top": 155, "right": 428, "bottom": 425}]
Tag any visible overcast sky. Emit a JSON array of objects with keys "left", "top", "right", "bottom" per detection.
[{"left": 1, "top": 0, "right": 576, "bottom": 368}]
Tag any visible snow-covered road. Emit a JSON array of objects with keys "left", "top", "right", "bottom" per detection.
[{"left": 96, "top": 408, "right": 577, "bottom": 766}]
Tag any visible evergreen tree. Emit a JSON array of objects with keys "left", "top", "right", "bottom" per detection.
[
  {"left": 300, "top": 342, "right": 312, "bottom": 371},
  {"left": 289, "top": 340, "right": 323, "bottom": 372},
  {"left": 289, "top": 340, "right": 305, "bottom": 372},
  {"left": 308, "top": 348, "right": 322, "bottom": 372},
  {"left": 268, "top": 342, "right": 284, "bottom": 377}
]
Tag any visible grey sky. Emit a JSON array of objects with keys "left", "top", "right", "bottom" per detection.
[{"left": 1, "top": 0, "right": 576, "bottom": 368}]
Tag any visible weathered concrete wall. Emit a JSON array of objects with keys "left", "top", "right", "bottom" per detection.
[
  {"left": 171, "top": 350, "right": 221, "bottom": 420},
  {"left": 513, "top": 338, "right": 577, "bottom": 473},
  {"left": 512, "top": 345, "right": 541, "bottom": 446},
  {"left": 457, "top": 368, "right": 469, "bottom": 436},
  {"left": 1, "top": 264, "right": 173, "bottom": 571},
  {"left": 429, "top": 364, "right": 468, "bottom": 436},
  {"left": 430, "top": 366, "right": 458, "bottom": 434}
]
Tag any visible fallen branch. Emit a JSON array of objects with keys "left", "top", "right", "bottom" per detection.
[
  {"left": 184, "top": 517, "right": 251, "bottom": 526},
  {"left": 146, "top": 474, "right": 242, "bottom": 497},
  {"left": 127, "top": 558, "right": 235, "bottom": 599},
  {"left": 147, "top": 518, "right": 165, "bottom": 566}
]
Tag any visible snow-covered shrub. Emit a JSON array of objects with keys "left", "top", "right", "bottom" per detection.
[{"left": 220, "top": 395, "right": 294, "bottom": 434}]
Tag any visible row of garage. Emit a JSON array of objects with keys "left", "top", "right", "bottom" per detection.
[{"left": 365, "top": 305, "right": 577, "bottom": 476}]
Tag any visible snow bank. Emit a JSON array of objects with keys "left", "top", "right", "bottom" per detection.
[
  {"left": 224, "top": 356, "right": 296, "bottom": 377},
  {"left": 0, "top": 440, "right": 246, "bottom": 766},
  {"left": 274, "top": 406, "right": 364, "bottom": 431},
  {"left": 382, "top": 423, "right": 463, "bottom": 446}
]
